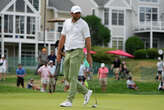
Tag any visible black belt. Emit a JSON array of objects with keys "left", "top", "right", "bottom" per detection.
[{"left": 66, "top": 48, "right": 82, "bottom": 52}]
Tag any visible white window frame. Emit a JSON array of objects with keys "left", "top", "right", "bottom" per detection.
[
  {"left": 104, "top": 8, "right": 109, "bottom": 25},
  {"left": 112, "top": 37, "right": 124, "bottom": 49},
  {"left": 112, "top": 9, "right": 124, "bottom": 26},
  {"left": 138, "top": 6, "right": 159, "bottom": 23},
  {"left": 16, "top": 16, "right": 24, "bottom": 34},
  {"left": 4, "top": 15, "right": 13, "bottom": 33}
]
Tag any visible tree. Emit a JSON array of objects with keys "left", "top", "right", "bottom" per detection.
[
  {"left": 125, "top": 36, "right": 144, "bottom": 54},
  {"left": 83, "top": 15, "right": 111, "bottom": 46}
]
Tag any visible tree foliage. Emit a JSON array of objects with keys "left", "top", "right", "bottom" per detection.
[
  {"left": 83, "top": 15, "right": 110, "bottom": 46},
  {"left": 125, "top": 36, "right": 144, "bottom": 54}
]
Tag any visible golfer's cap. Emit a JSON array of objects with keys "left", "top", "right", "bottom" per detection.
[
  {"left": 101, "top": 63, "right": 105, "bottom": 67},
  {"left": 71, "top": 5, "right": 82, "bottom": 13},
  {"left": 49, "top": 60, "right": 53, "bottom": 63},
  {"left": 158, "top": 57, "right": 161, "bottom": 60}
]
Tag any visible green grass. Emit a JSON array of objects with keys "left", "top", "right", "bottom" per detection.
[
  {"left": 0, "top": 93, "right": 164, "bottom": 110},
  {"left": 0, "top": 59, "right": 164, "bottom": 110}
]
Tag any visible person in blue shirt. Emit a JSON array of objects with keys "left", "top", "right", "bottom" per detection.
[
  {"left": 16, "top": 64, "right": 26, "bottom": 88},
  {"left": 48, "top": 50, "right": 56, "bottom": 65}
]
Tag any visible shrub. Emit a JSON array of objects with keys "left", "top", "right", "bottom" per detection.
[
  {"left": 125, "top": 36, "right": 144, "bottom": 54},
  {"left": 134, "top": 49, "right": 147, "bottom": 59},
  {"left": 147, "top": 48, "right": 158, "bottom": 59},
  {"left": 92, "top": 46, "right": 116, "bottom": 64}
]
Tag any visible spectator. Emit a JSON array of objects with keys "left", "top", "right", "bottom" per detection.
[
  {"left": 0, "top": 55, "right": 8, "bottom": 80},
  {"left": 38, "top": 62, "right": 50, "bottom": 92},
  {"left": 27, "top": 78, "right": 40, "bottom": 91},
  {"left": 120, "top": 61, "right": 131, "bottom": 79},
  {"left": 126, "top": 76, "right": 138, "bottom": 90},
  {"left": 35, "top": 48, "right": 48, "bottom": 75},
  {"left": 111, "top": 57, "right": 121, "bottom": 80},
  {"left": 78, "top": 62, "right": 86, "bottom": 86},
  {"left": 98, "top": 63, "right": 109, "bottom": 92},
  {"left": 16, "top": 64, "right": 26, "bottom": 88},
  {"left": 158, "top": 80, "right": 164, "bottom": 91},
  {"left": 48, "top": 50, "right": 56, "bottom": 65},
  {"left": 48, "top": 60, "right": 56, "bottom": 93},
  {"left": 156, "top": 57, "right": 163, "bottom": 80}
]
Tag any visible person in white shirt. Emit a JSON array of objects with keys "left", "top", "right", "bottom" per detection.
[
  {"left": 0, "top": 55, "right": 8, "bottom": 80},
  {"left": 126, "top": 76, "right": 138, "bottom": 90},
  {"left": 78, "top": 62, "right": 86, "bottom": 85},
  {"left": 48, "top": 60, "right": 56, "bottom": 93},
  {"left": 57, "top": 5, "right": 92, "bottom": 107},
  {"left": 156, "top": 57, "right": 163, "bottom": 80}
]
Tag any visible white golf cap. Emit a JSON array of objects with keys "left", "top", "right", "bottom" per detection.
[
  {"left": 158, "top": 57, "right": 161, "bottom": 60},
  {"left": 101, "top": 63, "right": 105, "bottom": 68},
  {"left": 49, "top": 60, "right": 53, "bottom": 63},
  {"left": 1, "top": 55, "right": 4, "bottom": 58},
  {"left": 71, "top": 5, "right": 82, "bottom": 13}
]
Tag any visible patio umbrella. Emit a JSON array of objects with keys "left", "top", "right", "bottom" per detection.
[
  {"left": 106, "top": 50, "right": 134, "bottom": 58},
  {"left": 83, "top": 48, "right": 96, "bottom": 54}
]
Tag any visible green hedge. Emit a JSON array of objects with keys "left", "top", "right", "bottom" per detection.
[
  {"left": 134, "top": 48, "right": 159, "bottom": 59},
  {"left": 147, "top": 48, "right": 158, "bottom": 59},
  {"left": 92, "top": 46, "right": 116, "bottom": 64},
  {"left": 134, "top": 49, "right": 147, "bottom": 59}
]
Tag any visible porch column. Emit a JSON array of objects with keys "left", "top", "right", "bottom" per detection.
[
  {"left": 150, "top": 31, "right": 153, "bottom": 48},
  {"left": 18, "top": 42, "right": 22, "bottom": 64},
  {"left": 1, "top": 41, "right": 4, "bottom": 56},
  {"left": 35, "top": 43, "right": 38, "bottom": 62},
  {"left": 1, "top": 15, "right": 4, "bottom": 56},
  {"left": 48, "top": 43, "right": 51, "bottom": 55}
]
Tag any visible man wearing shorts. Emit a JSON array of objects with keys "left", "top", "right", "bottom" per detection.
[{"left": 111, "top": 57, "right": 121, "bottom": 80}]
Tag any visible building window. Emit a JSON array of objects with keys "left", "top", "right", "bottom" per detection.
[
  {"left": 139, "top": 7, "right": 158, "bottom": 22},
  {"left": 0, "top": 17, "right": 1, "bottom": 33},
  {"left": 142, "top": 38, "right": 158, "bottom": 48},
  {"left": 112, "top": 37, "right": 123, "bottom": 49},
  {"left": 27, "top": 17, "right": 35, "bottom": 34},
  {"left": 16, "top": 16, "right": 24, "bottom": 34},
  {"left": 104, "top": 8, "right": 109, "bottom": 25},
  {"left": 112, "top": 10, "right": 124, "bottom": 26},
  {"left": 139, "top": 0, "right": 158, "bottom": 3},
  {"left": 92, "top": 9, "right": 95, "bottom": 16},
  {"left": 57, "top": 22, "right": 63, "bottom": 32},
  {"left": 4, "top": 15, "right": 13, "bottom": 33},
  {"left": 29, "top": 0, "right": 39, "bottom": 11}
]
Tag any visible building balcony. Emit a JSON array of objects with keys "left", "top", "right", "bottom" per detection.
[
  {"left": 38, "top": 31, "right": 60, "bottom": 43},
  {"left": 0, "top": 31, "right": 60, "bottom": 44},
  {"left": 134, "top": 21, "right": 164, "bottom": 33}
]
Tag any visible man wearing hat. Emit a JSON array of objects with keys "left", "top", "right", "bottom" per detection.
[{"left": 57, "top": 5, "right": 92, "bottom": 107}]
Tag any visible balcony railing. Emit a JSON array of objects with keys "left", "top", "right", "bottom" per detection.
[
  {"left": 38, "top": 31, "right": 61, "bottom": 42},
  {"left": 134, "top": 21, "right": 164, "bottom": 32}
]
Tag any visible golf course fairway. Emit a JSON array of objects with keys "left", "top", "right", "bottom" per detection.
[{"left": 0, "top": 93, "right": 163, "bottom": 110}]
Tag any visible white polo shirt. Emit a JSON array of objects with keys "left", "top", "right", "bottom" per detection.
[{"left": 61, "top": 18, "right": 90, "bottom": 51}]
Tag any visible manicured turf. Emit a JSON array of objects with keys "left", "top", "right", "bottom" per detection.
[{"left": 0, "top": 93, "right": 163, "bottom": 110}]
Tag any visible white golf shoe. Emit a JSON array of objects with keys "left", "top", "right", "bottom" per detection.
[
  {"left": 60, "top": 101, "right": 72, "bottom": 107},
  {"left": 84, "top": 90, "right": 93, "bottom": 105}
]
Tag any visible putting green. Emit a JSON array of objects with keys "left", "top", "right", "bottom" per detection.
[{"left": 0, "top": 93, "right": 163, "bottom": 110}]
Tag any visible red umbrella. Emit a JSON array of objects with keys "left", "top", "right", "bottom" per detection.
[
  {"left": 83, "top": 48, "right": 96, "bottom": 54},
  {"left": 106, "top": 50, "right": 134, "bottom": 58}
]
